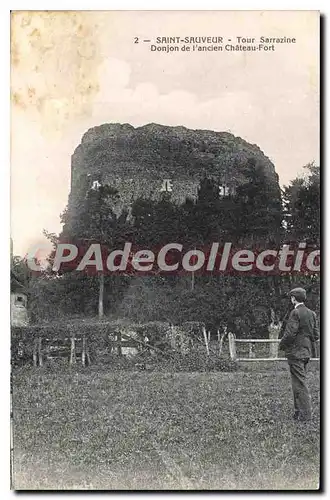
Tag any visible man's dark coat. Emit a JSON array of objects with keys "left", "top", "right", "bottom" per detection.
[{"left": 279, "top": 304, "right": 319, "bottom": 359}]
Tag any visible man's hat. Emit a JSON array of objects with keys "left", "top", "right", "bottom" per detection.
[{"left": 289, "top": 287, "right": 307, "bottom": 302}]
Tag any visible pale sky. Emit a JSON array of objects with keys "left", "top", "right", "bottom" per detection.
[{"left": 11, "top": 10, "right": 319, "bottom": 257}]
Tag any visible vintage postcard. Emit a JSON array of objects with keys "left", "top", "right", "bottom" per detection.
[{"left": 11, "top": 10, "right": 320, "bottom": 490}]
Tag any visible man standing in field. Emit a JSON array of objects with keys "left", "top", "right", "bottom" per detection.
[{"left": 279, "top": 287, "right": 319, "bottom": 422}]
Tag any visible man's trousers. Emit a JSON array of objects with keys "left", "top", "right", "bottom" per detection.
[{"left": 288, "top": 358, "right": 312, "bottom": 420}]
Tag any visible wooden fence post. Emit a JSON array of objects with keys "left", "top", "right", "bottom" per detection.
[
  {"left": 218, "top": 326, "right": 228, "bottom": 358},
  {"left": 86, "top": 337, "right": 91, "bottom": 366},
  {"left": 33, "top": 338, "right": 38, "bottom": 367},
  {"left": 38, "top": 337, "right": 43, "bottom": 367},
  {"left": 228, "top": 332, "right": 237, "bottom": 361},
  {"left": 70, "top": 337, "right": 76, "bottom": 365},
  {"left": 202, "top": 326, "right": 210, "bottom": 356},
  {"left": 268, "top": 321, "right": 281, "bottom": 359},
  {"left": 82, "top": 336, "right": 86, "bottom": 367},
  {"left": 117, "top": 331, "right": 122, "bottom": 356},
  {"left": 169, "top": 324, "right": 177, "bottom": 350},
  {"left": 248, "top": 342, "right": 256, "bottom": 359}
]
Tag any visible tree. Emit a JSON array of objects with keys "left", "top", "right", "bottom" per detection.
[
  {"left": 234, "top": 158, "right": 283, "bottom": 245},
  {"left": 11, "top": 255, "right": 32, "bottom": 287},
  {"left": 283, "top": 162, "right": 320, "bottom": 245},
  {"left": 58, "top": 181, "right": 128, "bottom": 318},
  {"left": 282, "top": 162, "right": 320, "bottom": 316}
]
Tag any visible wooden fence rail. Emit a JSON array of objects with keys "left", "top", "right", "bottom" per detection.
[
  {"left": 228, "top": 332, "right": 320, "bottom": 362},
  {"left": 31, "top": 335, "right": 91, "bottom": 367},
  {"left": 12, "top": 325, "right": 320, "bottom": 367}
]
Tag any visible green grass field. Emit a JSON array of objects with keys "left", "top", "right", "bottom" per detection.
[{"left": 12, "top": 364, "right": 320, "bottom": 490}]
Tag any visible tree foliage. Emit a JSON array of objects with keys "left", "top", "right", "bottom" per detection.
[
  {"left": 24, "top": 158, "right": 319, "bottom": 333},
  {"left": 283, "top": 162, "right": 320, "bottom": 245}
]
